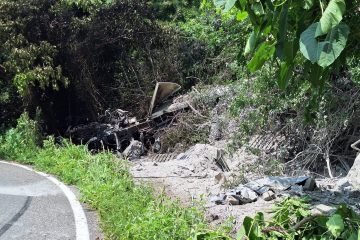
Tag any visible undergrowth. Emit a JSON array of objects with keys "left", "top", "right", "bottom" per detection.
[
  {"left": 238, "top": 197, "right": 360, "bottom": 240},
  {"left": 0, "top": 113, "right": 230, "bottom": 240}
]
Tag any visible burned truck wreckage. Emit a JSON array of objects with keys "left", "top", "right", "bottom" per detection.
[{"left": 67, "top": 82, "right": 188, "bottom": 158}]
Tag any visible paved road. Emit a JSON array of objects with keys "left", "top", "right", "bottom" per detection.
[{"left": 0, "top": 161, "right": 92, "bottom": 240}]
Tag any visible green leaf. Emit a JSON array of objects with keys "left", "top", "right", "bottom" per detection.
[
  {"left": 237, "top": 225, "right": 247, "bottom": 239},
  {"left": 213, "top": 0, "right": 226, "bottom": 8},
  {"left": 300, "top": 23, "right": 319, "bottom": 63},
  {"left": 284, "top": 41, "right": 296, "bottom": 62},
  {"left": 239, "top": 0, "right": 247, "bottom": 9},
  {"left": 237, "top": 216, "right": 253, "bottom": 239},
  {"left": 315, "top": 215, "right": 329, "bottom": 228},
  {"left": 224, "top": 0, "right": 237, "bottom": 12},
  {"left": 347, "top": 232, "right": 358, "bottom": 240},
  {"left": 317, "top": 23, "right": 350, "bottom": 67},
  {"left": 254, "top": 212, "right": 264, "bottom": 224},
  {"left": 276, "top": 3, "right": 289, "bottom": 60},
  {"left": 300, "top": 22, "right": 349, "bottom": 68},
  {"left": 303, "top": 0, "right": 315, "bottom": 9},
  {"left": 247, "top": 42, "right": 275, "bottom": 72},
  {"left": 213, "top": 0, "right": 237, "bottom": 12},
  {"left": 252, "top": 2, "right": 265, "bottom": 16},
  {"left": 315, "top": 0, "right": 346, "bottom": 37},
  {"left": 278, "top": 62, "right": 292, "bottom": 90},
  {"left": 326, "top": 214, "right": 345, "bottom": 237},
  {"left": 237, "top": 11, "right": 249, "bottom": 21},
  {"left": 237, "top": 214, "right": 264, "bottom": 239},
  {"left": 244, "top": 31, "right": 257, "bottom": 56}
]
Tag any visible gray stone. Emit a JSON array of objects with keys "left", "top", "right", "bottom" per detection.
[
  {"left": 236, "top": 187, "right": 258, "bottom": 204},
  {"left": 335, "top": 178, "right": 351, "bottom": 191},
  {"left": 290, "top": 185, "right": 303, "bottom": 192},
  {"left": 349, "top": 190, "right": 360, "bottom": 198},
  {"left": 226, "top": 195, "right": 240, "bottom": 205},
  {"left": 209, "top": 214, "right": 219, "bottom": 221},
  {"left": 210, "top": 194, "right": 226, "bottom": 205},
  {"left": 255, "top": 186, "right": 271, "bottom": 195},
  {"left": 262, "top": 190, "right": 276, "bottom": 201},
  {"left": 123, "top": 140, "right": 144, "bottom": 160},
  {"left": 343, "top": 186, "right": 353, "bottom": 192},
  {"left": 225, "top": 189, "right": 237, "bottom": 196},
  {"left": 214, "top": 172, "right": 226, "bottom": 185},
  {"left": 303, "top": 177, "right": 316, "bottom": 191},
  {"left": 336, "top": 178, "right": 351, "bottom": 188},
  {"left": 312, "top": 204, "right": 336, "bottom": 215}
]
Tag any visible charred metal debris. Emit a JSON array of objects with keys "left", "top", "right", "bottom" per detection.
[{"left": 67, "top": 82, "right": 188, "bottom": 157}]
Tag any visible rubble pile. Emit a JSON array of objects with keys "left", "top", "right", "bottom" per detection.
[
  {"left": 211, "top": 176, "right": 316, "bottom": 205},
  {"left": 67, "top": 82, "right": 189, "bottom": 156}
]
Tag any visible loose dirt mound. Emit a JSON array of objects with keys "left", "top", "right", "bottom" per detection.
[
  {"left": 131, "top": 144, "right": 224, "bottom": 203},
  {"left": 131, "top": 144, "right": 360, "bottom": 232},
  {"left": 130, "top": 144, "right": 275, "bottom": 228}
]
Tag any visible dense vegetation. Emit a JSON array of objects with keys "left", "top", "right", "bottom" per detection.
[
  {"left": 0, "top": 0, "right": 208, "bottom": 133},
  {"left": 213, "top": 0, "right": 360, "bottom": 109},
  {"left": 239, "top": 197, "right": 360, "bottom": 239}
]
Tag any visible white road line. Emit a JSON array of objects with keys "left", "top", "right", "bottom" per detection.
[{"left": 0, "top": 161, "right": 90, "bottom": 240}]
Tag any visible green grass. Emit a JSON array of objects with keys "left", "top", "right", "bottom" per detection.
[{"left": 0, "top": 113, "right": 231, "bottom": 240}]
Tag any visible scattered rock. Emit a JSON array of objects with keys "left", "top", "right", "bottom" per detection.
[
  {"left": 227, "top": 195, "right": 240, "bottom": 205},
  {"left": 336, "top": 178, "right": 350, "bottom": 187},
  {"left": 289, "top": 185, "right": 304, "bottom": 195},
  {"left": 123, "top": 140, "right": 144, "bottom": 160},
  {"left": 214, "top": 172, "right": 226, "bottom": 185},
  {"left": 312, "top": 204, "right": 336, "bottom": 215},
  {"left": 236, "top": 187, "right": 258, "bottom": 204},
  {"left": 303, "top": 178, "right": 316, "bottom": 191},
  {"left": 349, "top": 190, "right": 360, "bottom": 198},
  {"left": 262, "top": 190, "right": 276, "bottom": 201},
  {"left": 212, "top": 176, "right": 316, "bottom": 206},
  {"left": 209, "top": 214, "right": 219, "bottom": 221},
  {"left": 210, "top": 194, "right": 226, "bottom": 205},
  {"left": 343, "top": 186, "right": 353, "bottom": 192}
]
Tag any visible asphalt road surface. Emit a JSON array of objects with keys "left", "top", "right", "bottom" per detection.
[{"left": 0, "top": 161, "right": 94, "bottom": 240}]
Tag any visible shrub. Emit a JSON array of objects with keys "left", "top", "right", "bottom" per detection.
[
  {"left": 0, "top": 112, "right": 40, "bottom": 163},
  {"left": 238, "top": 197, "right": 360, "bottom": 240}
]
